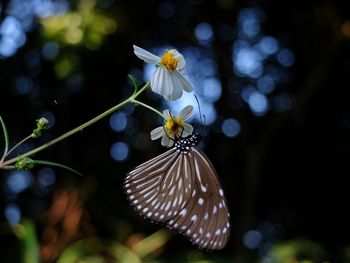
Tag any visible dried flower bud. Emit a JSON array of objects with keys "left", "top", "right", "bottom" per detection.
[
  {"left": 37, "top": 117, "right": 49, "bottom": 130},
  {"left": 32, "top": 117, "right": 49, "bottom": 138}
]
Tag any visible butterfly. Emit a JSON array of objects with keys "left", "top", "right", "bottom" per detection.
[{"left": 123, "top": 133, "right": 230, "bottom": 250}]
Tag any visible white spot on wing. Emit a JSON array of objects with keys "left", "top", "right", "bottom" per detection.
[
  {"left": 198, "top": 198, "right": 204, "bottom": 205},
  {"left": 169, "top": 186, "right": 175, "bottom": 195},
  {"left": 179, "top": 208, "right": 187, "bottom": 216},
  {"left": 191, "top": 215, "right": 197, "bottom": 222},
  {"left": 165, "top": 201, "right": 171, "bottom": 211}
]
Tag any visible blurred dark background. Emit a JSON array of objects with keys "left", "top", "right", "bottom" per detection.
[{"left": 1, "top": 0, "right": 350, "bottom": 262}]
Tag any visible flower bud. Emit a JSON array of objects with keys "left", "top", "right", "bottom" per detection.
[{"left": 15, "top": 157, "right": 35, "bottom": 171}]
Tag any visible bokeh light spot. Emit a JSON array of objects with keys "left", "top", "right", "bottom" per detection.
[
  {"left": 257, "top": 75, "right": 275, "bottom": 94},
  {"left": 233, "top": 48, "right": 263, "bottom": 78},
  {"left": 222, "top": 118, "right": 241, "bottom": 138},
  {"left": 42, "top": 41, "right": 59, "bottom": 60},
  {"left": 248, "top": 91, "right": 268, "bottom": 115},
  {"left": 277, "top": 48, "right": 295, "bottom": 67},
  {"left": 38, "top": 167, "right": 56, "bottom": 187},
  {"left": 110, "top": 142, "right": 129, "bottom": 161},
  {"left": 258, "top": 36, "right": 279, "bottom": 55},
  {"left": 238, "top": 8, "right": 263, "bottom": 39},
  {"left": 5, "top": 204, "right": 21, "bottom": 226},
  {"left": 194, "top": 22, "right": 214, "bottom": 46},
  {"left": 243, "top": 230, "right": 262, "bottom": 249},
  {"left": 15, "top": 76, "right": 33, "bottom": 94},
  {"left": 0, "top": 16, "right": 26, "bottom": 57},
  {"left": 6, "top": 171, "right": 33, "bottom": 194},
  {"left": 202, "top": 77, "right": 222, "bottom": 102},
  {"left": 241, "top": 85, "right": 256, "bottom": 102},
  {"left": 110, "top": 112, "right": 128, "bottom": 132}
]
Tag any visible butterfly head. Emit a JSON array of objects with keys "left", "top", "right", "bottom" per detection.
[{"left": 175, "top": 133, "right": 201, "bottom": 154}]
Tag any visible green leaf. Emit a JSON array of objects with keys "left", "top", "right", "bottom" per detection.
[
  {"left": 0, "top": 115, "right": 9, "bottom": 161},
  {"left": 128, "top": 74, "right": 139, "bottom": 92},
  {"left": 19, "top": 220, "right": 40, "bottom": 263},
  {"left": 33, "top": 160, "right": 82, "bottom": 176}
]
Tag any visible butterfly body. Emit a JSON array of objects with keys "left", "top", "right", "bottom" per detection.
[{"left": 124, "top": 133, "right": 230, "bottom": 250}]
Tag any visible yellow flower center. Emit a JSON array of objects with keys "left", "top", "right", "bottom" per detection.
[
  {"left": 165, "top": 117, "right": 185, "bottom": 137},
  {"left": 160, "top": 50, "right": 180, "bottom": 71}
]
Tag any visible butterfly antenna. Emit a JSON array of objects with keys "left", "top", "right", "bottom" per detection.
[
  {"left": 202, "top": 114, "right": 206, "bottom": 126},
  {"left": 194, "top": 95, "right": 203, "bottom": 126},
  {"left": 162, "top": 125, "right": 175, "bottom": 142}
]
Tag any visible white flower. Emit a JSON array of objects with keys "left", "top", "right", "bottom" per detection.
[
  {"left": 133, "top": 45, "right": 193, "bottom": 100},
  {"left": 150, "top": 105, "right": 194, "bottom": 147}
]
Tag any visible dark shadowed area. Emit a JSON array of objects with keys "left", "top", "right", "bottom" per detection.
[{"left": 1, "top": 0, "right": 350, "bottom": 262}]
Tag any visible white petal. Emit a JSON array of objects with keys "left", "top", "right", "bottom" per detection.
[
  {"left": 151, "top": 67, "right": 163, "bottom": 95},
  {"left": 163, "top": 109, "right": 172, "bottom": 120},
  {"left": 133, "top": 45, "right": 160, "bottom": 64},
  {"left": 150, "top": 126, "right": 164, "bottom": 140},
  {"left": 174, "top": 70, "right": 193, "bottom": 92},
  {"left": 179, "top": 105, "right": 193, "bottom": 120},
  {"left": 161, "top": 134, "right": 174, "bottom": 148},
  {"left": 171, "top": 49, "right": 185, "bottom": 70},
  {"left": 151, "top": 67, "right": 184, "bottom": 100},
  {"left": 163, "top": 71, "right": 183, "bottom": 100},
  {"left": 182, "top": 123, "right": 193, "bottom": 137},
  {"left": 162, "top": 70, "right": 174, "bottom": 97}
]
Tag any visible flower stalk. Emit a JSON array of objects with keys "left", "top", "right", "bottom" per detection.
[{"left": 1, "top": 81, "right": 153, "bottom": 168}]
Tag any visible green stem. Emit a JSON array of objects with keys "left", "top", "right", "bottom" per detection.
[
  {"left": 2, "top": 82, "right": 151, "bottom": 166},
  {"left": 0, "top": 115, "right": 10, "bottom": 163},
  {"left": 132, "top": 99, "right": 163, "bottom": 118},
  {"left": 4, "top": 135, "right": 32, "bottom": 159}
]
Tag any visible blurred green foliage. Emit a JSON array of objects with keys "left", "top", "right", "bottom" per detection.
[
  {"left": 40, "top": 0, "right": 117, "bottom": 49},
  {"left": 264, "top": 239, "right": 328, "bottom": 263}
]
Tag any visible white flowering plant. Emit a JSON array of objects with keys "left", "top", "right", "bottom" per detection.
[
  {"left": 133, "top": 45, "right": 193, "bottom": 100},
  {"left": 0, "top": 45, "right": 195, "bottom": 173}
]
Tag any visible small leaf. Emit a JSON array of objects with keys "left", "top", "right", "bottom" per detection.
[
  {"left": 33, "top": 160, "right": 82, "bottom": 176},
  {"left": 0, "top": 115, "right": 10, "bottom": 161},
  {"left": 128, "top": 74, "right": 139, "bottom": 92},
  {"left": 18, "top": 220, "right": 40, "bottom": 263}
]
